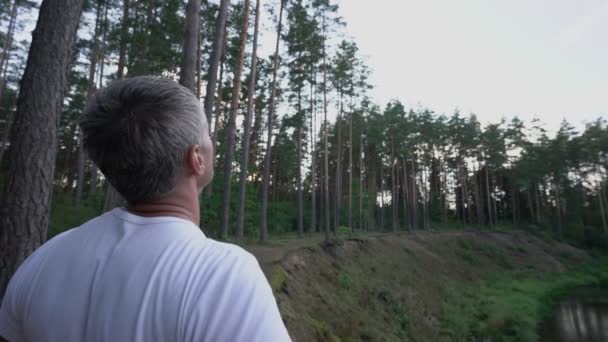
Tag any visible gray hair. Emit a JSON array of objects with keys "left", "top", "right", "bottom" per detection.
[{"left": 79, "top": 76, "right": 207, "bottom": 205}]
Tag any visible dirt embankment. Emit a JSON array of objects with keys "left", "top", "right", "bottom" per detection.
[{"left": 249, "top": 230, "right": 587, "bottom": 342}]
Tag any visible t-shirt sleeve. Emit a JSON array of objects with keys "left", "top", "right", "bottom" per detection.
[
  {"left": 185, "top": 251, "right": 292, "bottom": 342},
  {"left": 0, "top": 267, "right": 27, "bottom": 341},
  {"left": 230, "top": 255, "right": 291, "bottom": 342}
]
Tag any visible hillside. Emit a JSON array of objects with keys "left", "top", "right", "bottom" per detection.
[{"left": 248, "top": 231, "right": 590, "bottom": 341}]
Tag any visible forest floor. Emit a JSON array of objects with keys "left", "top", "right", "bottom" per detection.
[{"left": 245, "top": 229, "right": 608, "bottom": 341}]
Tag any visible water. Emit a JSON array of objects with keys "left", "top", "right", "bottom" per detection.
[{"left": 540, "top": 287, "right": 608, "bottom": 342}]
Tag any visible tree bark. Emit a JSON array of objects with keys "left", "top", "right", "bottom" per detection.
[
  {"left": 309, "top": 73, "right": 316, "bottom": 234},
  {"left": 358, "top": 123, "right": 363, "bottom": 230},
  {"left": 203, "top": 0, "right": 229, "bottom": 125},
  {"left": 402, "top": 159, "right": 409, "bottom": 229},
  {"left": 0, "top": 0, "right": 84, "bottom": 299},
  {"left": 103, "top": 0, "right": 129, "bottom": 211},
  {"left": 599, "top": 181, "right": 608, "bottom": 234},
  {"left": 204, "top": 31, "right": 226, "bottom": 198},
  {"left": 235, "top": 0, "right": 260, "bottom": 244},
  {"left": 196, "top": 19, "right": 202, "bottom": 98},
  {"left": 75, "top": 0, "right": 103, "bottom": 207},
  {"left": 89, "top": 0, "right": 110, "bottom": 196},
  {"left": 334, "top": 93, "right": 342, "bottom": 230},
  {"left": 460, "top": 164, "right": 467, "bottom": 226},
  {"left": 219, "top": 0, "right": 250, "bottom": 240},
  {"left": 484, "top": 164, "right": 494, "bottom": 227},
  {"left": 348, "top": 106, "right": 353, "bottom": 232},
  {"left": 526, "top": 185, "right": 535, "bottom": 224},
  {"left": 511, "top": 180, "right": 518, "bottom": 228},
  {"left": 555, "top": 182, "right": 563, "bottom": 240},
  {"left": 297, "top": 126, "right": 304, "bottom": 237},
  {"left": 390, "top": 138, "right": 397, "bottom": 231},
  {"left": 322, "top": 19, "right": 330, "bottom": 241},
  {"left": 0, "top": 0, "right": 18, "bottom": 105},
  {"left": 116, "top": 0, "right": 129, "bottom": 79},
  {"left": 412, "top": 159, "right": 418, "bottom": 229},
  {"left": 179, "top": 0, "right": 202, "bottom": 91},
  {"left": 380, "top": 163, "right": 385, "bottom": 231},
  {"left": 260, "top": 0, "right": 284, "bottom": 242}
]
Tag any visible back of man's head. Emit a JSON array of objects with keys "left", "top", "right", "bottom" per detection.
[{"left": 79, "top": 76, "right": 207, "bottom": 205}]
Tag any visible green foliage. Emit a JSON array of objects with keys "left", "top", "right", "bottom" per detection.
[
  {"left": 378, "top": 288, "right": 412, "bottom": 340},
  {"left": 48, "top": 192, "right": 103, "bottom": 239},
  {"left": 339, "top": 272, "right": 352, "bottom": 290},
  {"left": 440, "top": 259, "right": 608, "bottom": 341}
]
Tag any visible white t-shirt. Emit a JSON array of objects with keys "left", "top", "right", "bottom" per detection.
[{"left": 0, "top": 208, "right": 291, "bottom": 342}]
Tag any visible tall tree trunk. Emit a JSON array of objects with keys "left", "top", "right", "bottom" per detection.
[
  {"left": 322, "top": 21, "right": 330, "bottom": 241},
  {"left": 203, "top": 0, "right": 229, "bottom": 125},
  {"left": 554, "top": 182, "right": 563, "bottom": 240},
  {"left": 368, "top": 167, "right": 376, "bottom": 231},
  {"left": 527, "top": 184, "right": 535, "bottom": 224},
  {"left": 460, "top": 163, "right": 467, "bottom": 226},
  {"left": 0, "top": 0, "right": 84, "bottom": 299},
  {"left": 492, "top": 174, "right": 498, "bottom": 225},
  {"left": 103, "top": 0, "right": 129, "bottom": 212},
  {"left": 599, "top": 181, "right": 608, "bottom": 234},
  {"left": 485, "top": 163, "right": 494, "bottom": 227},
  {"left": 402, "top": 159, "right": 410, "bottom": 230},
  {"left": 309, "top": 74, "right": 316, "bottom": 234},
  {"left": 89, "top": 0, "right": 110, "bottom": 196},
  {"left": 0, "top": 0, "right": 19, "bottom": 105},
  {"left": 511, "top": 180, "right": 518, "bottom": 228},
  {"left": 205, "top": 32, "right": 226, "bottom": 198},
  {"left": 297, "top": 126, "right": 304, "bottom": 237},
  {"left": 219, "top": 0, "right": 250, "bottom": 240},
  {"left": 295, "top": 57, "right": 304, "bottom": 238},
  {"left": 196, "top": 19, "right": 203, "bottom": 98},
  {"left": 441, "top": 164, "right": 447, "bottom": 224},
  {"left": 260, "top": 0, "right": 284, "bottom": 242},
  {"left": 116, "top": 0, "right": 129, "bottom": 79},
  {"left": 0, "top": 0, "right": 18, "bottom": 105},
  {"left": 535, "top": 182, "right": 542, "bottom": 223},
  {"left": 334, "top": 92, "right": 342, "bottom": 230},
  {"left": 380, "top": 163, "right": 385, "bottom": 231},
  {"left": 421, "top": 166, "right": 428, "bottom": 229},
  {"left": 390, "top": 138, "right": 397, "bottom": 231},
  {"left": 472, "top": 166, "right": 483, "bottom": 225},
  {"left": 358, "top": 123, "right": 363, "bottom": 230},
  {"left": 235, "top": 0, "right": 260, "bottom": 244},
  {"left": 412, "top": 159, "right": 418, "bottom": 229},
  {"left": 75, "top": 0, "right": 103, "bottom": 207},
  {"left": 179, "top": 0, "right": 202, "bottom": 91},
  {"left": 348, "top": 105, "right": 353, "bottom": 232},
  {"left": 0, "top": 106, "right": 14, "bottom": 164}
]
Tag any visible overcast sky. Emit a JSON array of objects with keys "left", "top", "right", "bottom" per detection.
[{"left": 332, "top": 0, "right": 608, "bottom": 131}]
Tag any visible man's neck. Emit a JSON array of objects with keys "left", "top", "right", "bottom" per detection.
[{"left": 127, "top": 188, "right": 200, "bottom": 225}]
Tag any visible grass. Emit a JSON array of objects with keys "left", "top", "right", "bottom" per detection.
[
  {"left": 440, "top": 257, "right": 608, "bottom": 341},
  {"left": 377, "top": 288, "right": 413, "bottom": 340}
]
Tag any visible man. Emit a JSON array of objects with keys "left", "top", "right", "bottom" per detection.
[{"left": 0, "top": 76, "right": 291, "bottom": 341}]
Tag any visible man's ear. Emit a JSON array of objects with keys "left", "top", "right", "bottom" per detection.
[{"left": 186, "top": 144, "right": 205, "bottom": 176}]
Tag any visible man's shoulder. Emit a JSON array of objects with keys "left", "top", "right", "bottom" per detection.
[{"left": 201, "top": 239, "right": 259, "bottom": 268}]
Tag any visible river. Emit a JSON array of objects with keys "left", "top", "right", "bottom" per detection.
[{"left": 540, "top": 287, "right": 608, "bottom": 342}]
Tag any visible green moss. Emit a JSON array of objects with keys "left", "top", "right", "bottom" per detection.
[{"left": 270, "top": 267, "right": 288, "bottom": 293}]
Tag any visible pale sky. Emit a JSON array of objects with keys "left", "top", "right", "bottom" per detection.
[{"left": 333, "top": 0, "right": 608, "bottom": 131}]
